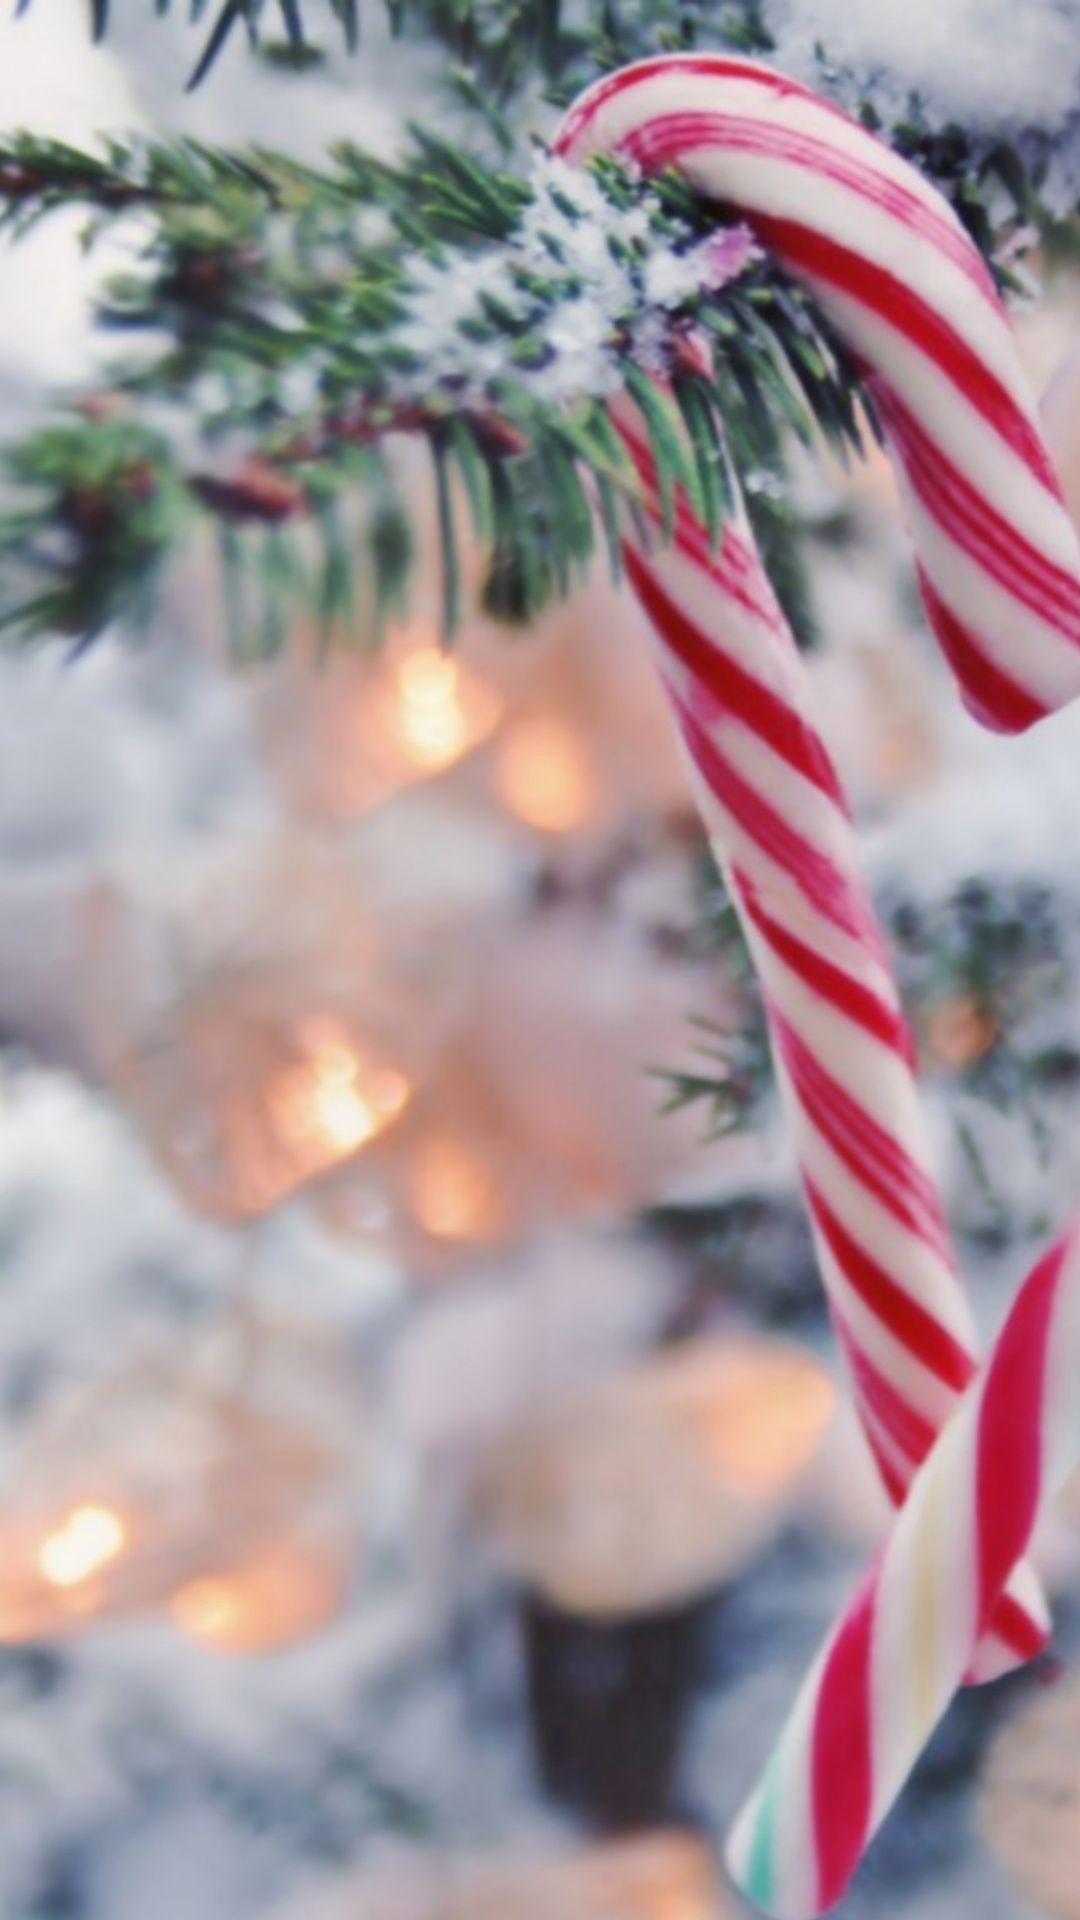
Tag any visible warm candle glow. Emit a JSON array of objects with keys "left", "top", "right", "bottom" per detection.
[
  {"left": 170, "top": 1535, "right": 348, "bottom": 1654},
  {"left": 479, "top": 1340, "right": 835, "bottom": 1615},
  {"left": 171, "top": 1575, "right": 241, "bottom": 1641},
  {"left": 440, "top": 1835, "right": 727, "bottom": 1920},
  {"left": 38, "top": 1504, "right": 126, "bottom": 1589},
  {"left": 496, "top": 716, "right": 599, "bottom": 833},
  {"left": 257, "top": 638, "right": 506, "bottom": 822},
  {"left": 694, "top": 1352, "right": 836, "bottom": 1497},
  {"left": 410, "top": 1135, "right": 504, "bottom": 1243},
  {"left": 392, "top": 649, "right": 471, "bottom": 768},
  {"left": 269, "top": 1017, "right": 411, "bottom": 1165}
]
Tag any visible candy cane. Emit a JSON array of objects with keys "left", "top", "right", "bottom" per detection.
[
  {"left": 554, "top": 56, "right": 1073, "bottom": 1676},
  {"left": 725, "top": 1221, "right": 1080, "bottom": 1918},
  {"left": 553, "top": 51, "right": 1080, "bottom": 1910},
  {"left": 556, "top": 54, "right": 1080, "bottom": 733},
  {"left": 607, "top": 422, "right": 1048, "bottom": 1682}
]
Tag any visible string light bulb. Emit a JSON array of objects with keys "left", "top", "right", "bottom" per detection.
[
  {"left": 477, "top": 1339, "right": 835, "bottom": 1615},
  {"left": 37, "top": 1503, "right": 126, "bottom": 1589},
  {"left": 82, "top": 839, "right": 448, "bottom": 1222},
  {"left": 254, "top": 630, "right": 506, "bottom": 822},
  {"left": 169, "top": 1531, "right": 350, "bottom": 1655},
  {"left": 391, "top": 649, "right": 473, "bottom": 769},
  {"left": 409, "top": 1133, "right": 505, "bottom": 1244},
  {"left": 269, "top": 1017, "right": 412, "bottom": 1164},
  {"left": 495, "top": 715, "right": 600, "bottom": 834}
]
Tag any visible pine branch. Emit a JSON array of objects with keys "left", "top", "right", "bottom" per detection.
[
  {"left": 650, "top": 871, "right": 774, "bottom": 1141},
  {"left": 0, "top": 130, "right": 865, "bottom": 652},
  {"left": 11, "top": 0, "right": 1080, "bottom": 268},
  {"left": 0, "top": 44, "right": 1066, "bottom": 656},
  {"left": 7, "top": 0, "right": 772, "bottom": 96},
  {"left": 8, "top": 0, "right": 1078, "bottom": 266}
]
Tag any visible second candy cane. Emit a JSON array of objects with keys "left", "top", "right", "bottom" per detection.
[{"left": 725, "top": 1218, "right": 1080, "bottom": 1917}]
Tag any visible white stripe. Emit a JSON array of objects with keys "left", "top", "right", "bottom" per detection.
[
  {"left": 822, "top": 293, "right": 1080, "bottom": 572},
  {"left": 685, "top": 763, "right": 894, "bottom": 998},
  {"left": 754, "top": 933, "right": 941, "bottom": 1184},
  {"left": 790, "top": 1116, "right": 975, "bottom": 1359},
  {"left": 900, "top": 482, "right": 1080, "bottom": 710},
  {"left": 651, "top": 146, "right": 1024, "bottom": 400},
  {"left": 809, "top": 1223, "right": 970, "bottom": 1428}
]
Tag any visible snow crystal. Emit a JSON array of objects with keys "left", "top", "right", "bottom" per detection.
[
  {"left": 768, "top": 0, "right": 1080, "bottom": 134},
  {"left": 391, "top": 152, "right": 757, "bottom": 407}
]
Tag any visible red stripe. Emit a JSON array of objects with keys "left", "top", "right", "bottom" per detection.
[
  {"left": 886, "top": 391, "right": 1080, "bottom": 633},
  {"left": 738, "top": 877, "right": 909, "bottom": 1058},
  {"left": 974, "top": 1238, "right": 1063, "bottom": 1633},
  {"left": 620, "top": 110, "right": 993, "bottom": 299},
  {"left": 868, "top": 1435, "right": 908, "bottom": 1507},
  {"left": 987, "top": 1590, "right": 1049, "bottom": 1664},
  {"left": 812, "top": 1570, "right": 876, "bottom": 1909},
  {"left": 776, "top": 1017, "right": 952, "bottom": 1259},
  {"left": 806, "top": 1180, "right": 972, "bottom": 1392},
  {"left": 749, "top": 215, "right": 1060, "bottom": 495},
  {"left": 916, "top": 569, "right": 1051, "bottom": 734},
  {"left": 554, "top": 52, "right": 921, "bottom": 161},
  {"left": 671, "top": 694, "right": 871, "bottom": 941},
  {"left": 553, "top": 52, "right": 842, "bottom": 152},
  {"left": 625, "top": 546, "right": 847, "bottom": 804},
  {"left": 842, "top": 1327, "right": 938, "bottom": 1466},
  {"left": 615, "top": 419, "right": 790, "bottom": 631},
  {"left": 904, "top": 460, "right": 1078, "bottom": 675},
  {"left": 881, "top": 391, "right": 1080, "bottom": 645}
]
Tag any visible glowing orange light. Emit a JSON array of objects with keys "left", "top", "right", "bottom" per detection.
[
  {"left": 495, "top": 716, "right": 599, "bottom": 833},
  {"left": 394, "top": 649, "right": 470, "bottom": 768},
  {"left": 170, "top": 1538, "right": 347, "bottom": 1654},
  {"left": 455, "top": 1836, "right": 726, "bottom": 1920},
  {"left": 269, "top": 1018, "right": 411, "bottom": 1165},
  {"left": 379, "top": 643, "right": 508, "bottom": 776},
  {"left": 38, "top": 1504, "right": 126, "bottom": 1589},
  {"left": 694, "top": 1354, "right": 835, "bottom": 1497},
  {"left": 410, "top": 1135, "right": 504, "bottom": 1243}
]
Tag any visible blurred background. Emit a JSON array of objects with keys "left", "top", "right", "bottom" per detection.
[{"left": 1, "top": 7, "right": 1080, "bottom": 1920}]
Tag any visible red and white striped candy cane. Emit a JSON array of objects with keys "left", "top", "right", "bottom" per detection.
[
  {"left": 554, "top": 54, "right": 1078, "bottom": 1676},
  {"left": 725, "top": 1220, "right": 1080, "bottom": 1917},
  {"left": 612, "top": 441, "right": 1049, "bottom": 1679},
  {"left": 557, "top": 54, "right": 1080, "bottom": 734}
]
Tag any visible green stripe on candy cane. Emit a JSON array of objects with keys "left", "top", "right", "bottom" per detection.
[{"left": 726, "top": 1227, "right": 1080, "bottom": 1916}]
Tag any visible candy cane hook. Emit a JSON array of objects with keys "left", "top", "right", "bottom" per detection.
[{"left": 554, "top": 51, "right": 1080, "bottom": 1912}]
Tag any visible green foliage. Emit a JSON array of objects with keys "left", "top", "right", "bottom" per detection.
[
  {"left": 0, "top": 415, "right": 188, "bottom": 644},
  {"left": 887, "top": 877, "right": 1079, "bottom": 1102},
  {"left": 653, "top": 861, "right": 775, "bottom": 1138},
  {"left": 11, "top": 0, "right": 772, "bottom": 97},
  {"left": 0, "top": 127, "right": 867, "bottom": 652},
  {"left": 0, "top": 5, "right": 1066, "bottom": 656}
]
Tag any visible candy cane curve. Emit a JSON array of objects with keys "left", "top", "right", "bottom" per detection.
[
  {"left": 555, "top": 53, "right": 1080, "bottom": 735},
  {"left": 554, "top": 56, "right": 1071, "bottom": 1677},
  {"left": 725, "top": 1219, "right": 1080, "bottom": 1918}
]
